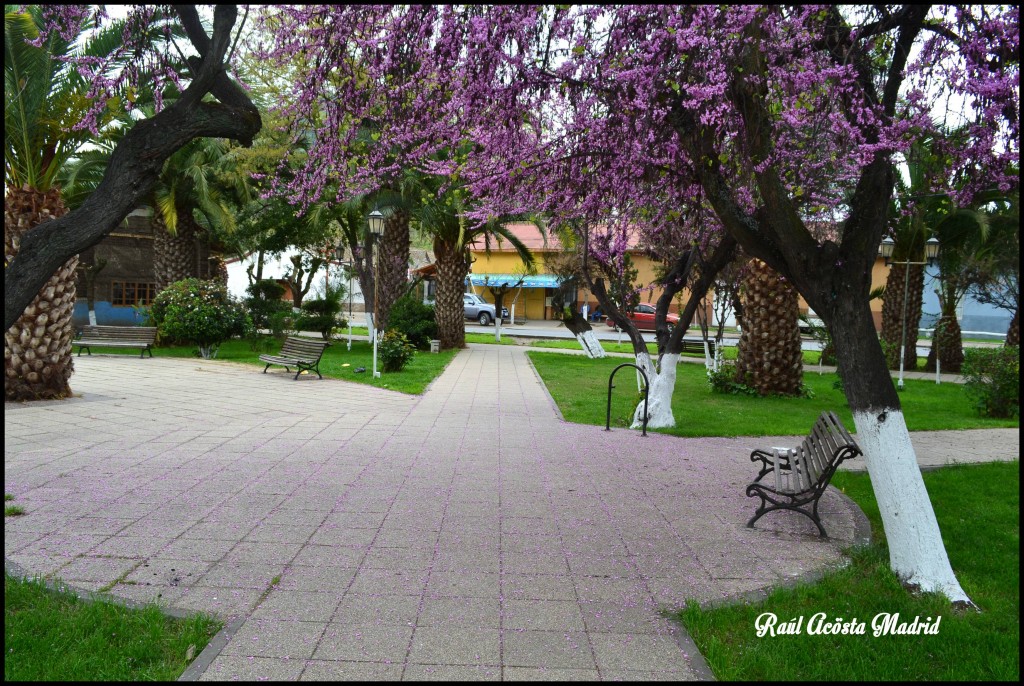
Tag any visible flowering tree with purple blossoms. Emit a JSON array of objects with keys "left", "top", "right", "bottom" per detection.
[
  {"left": 261, "top": 5, "right": 1018, "bottom": 604},
  {"left": 4, "top": 4, "right": 261, "bottom": 332}
]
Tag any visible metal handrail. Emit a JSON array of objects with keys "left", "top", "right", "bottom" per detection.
[{"left": 606, "top": 363, "right": 650, "bottom": 437}]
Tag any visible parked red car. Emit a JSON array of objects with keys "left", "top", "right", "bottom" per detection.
[{"left": 606, "top": 303, "right": 680, "bottom": 331}]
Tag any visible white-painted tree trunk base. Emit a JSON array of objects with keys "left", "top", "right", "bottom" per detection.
[
  {"left": 631, "top": 353, "right": 678, "bottom": 429},
  {"left": 88, "top": 309, "right": 97, "bottom": 326},
  {"left": 364, "top": 312, "right": 375, "bottom": 334},
  {"left": 852, "top": 408, "right": 973, "bottom": 605},
  {"left": 575, "top": 330, "right": 606, "bottom": 358}
]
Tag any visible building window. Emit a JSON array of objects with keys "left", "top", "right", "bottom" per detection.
[{"left": 111, "top": 282, "right": 157, "bottom": 306}]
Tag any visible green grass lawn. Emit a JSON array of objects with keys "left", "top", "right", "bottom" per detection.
[
  {"left": 677, "top": 461, "right": 1020, "bottom": 681},
  {"left": 84, "top": 337, "right": 458, "bottom": 395},
  {"left": 465, "top": 331, "right": 519, "bottom": 345},
  {"left": 4, "top": 574, "right": 221, "bottom": 681},
  {"left": 527, "top": 351, "right": 1018, "bottom": 436}
]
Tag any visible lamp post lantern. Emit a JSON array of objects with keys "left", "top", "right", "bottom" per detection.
[
  {"left": 881, "top": 236, "right": 939, "bottom": 389},
  {"left": 368, "top": 209, "right": 385, "bottom": 378}
]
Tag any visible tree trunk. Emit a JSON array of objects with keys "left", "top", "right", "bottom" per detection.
[
  {"left": 827, "top": 299, "right": 971, "bottom": 605},
  {"left": 209, "top": 254, "right": 229, "bottom": 288},
  {"left": 924, "top": 312, "right": 963, "bottom": 373},
  {"left": 83, "top": 256, "right": 107, "bottom": 327},
  {"left": 1006, "top": 307, "right": 1019, "bottom": 347},
  {"left": 4, "top": 186, "right": 77, "bottom": 400},
  {"left": 881, "top": 262, "right": 924, "bottom": 370},
  {"left": 153, "top": 212, "right": 198, "bottom": 292},
  {"left": 551, "top": 276, "right": 606, "bottom": 358},
  {"left": 434, "top": 238, "right": 468, "bottom": 350},
  {"left": 735, "top": 259, "right": 803, "bottom": 396},
  {"left": 375, "top": 209, "right": 410, "bottom": 331},
  {"left": 632, "top": 352, "right": 678, "bottom": 428}
]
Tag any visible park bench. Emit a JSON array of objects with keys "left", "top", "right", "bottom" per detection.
[
  {"left": 259, "top": 336, "right": 331, "bottom": 380},
  {"left": 680, "top": 337, "right": 717, "bottom": 357},
  {"left": 745, "top": 410, "right": 862, "bottom": 537},
  {"left": 76, "top": 325, "right": 157, "bottom": 358}
]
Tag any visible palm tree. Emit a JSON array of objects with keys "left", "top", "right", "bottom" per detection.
[
  {"left": 413, "top": 178, "right": 537, "bottom": 350},
  {"left": 734, "top": 258, "right": 804, "bottom": 396},
  {"left": 151, "top": 136, "right": 240, "bottom": 290},
  {"left": 4, "top": 6, "right": 131, "bottom": 400},
  {"left": 881, "top": 139, "right": 939, "bottom": 371}
]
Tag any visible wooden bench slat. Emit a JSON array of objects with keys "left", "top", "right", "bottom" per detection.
[
  {"left": 798, "top": 441, "right": 823, "bottom": 484},
  {"left": 802, "top": 433, "right": 828, "bottom": 481},
  {"left": 827, "top": 411, "right": 857, "bottom": 445}
]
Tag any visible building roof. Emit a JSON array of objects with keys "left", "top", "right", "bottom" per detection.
[{"left": 467, "top": 222, "right": 644, "bottom": 253}]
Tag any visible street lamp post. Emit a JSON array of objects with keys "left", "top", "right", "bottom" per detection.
[
  {"left": 368, "top": 209, "right": 385, "bottom": 378},
  {"left": 879, "top": 236, "right": 940, "bottom": 389},
  {"left": 334, "top": 244, "right": 355, "bottom": 352}
]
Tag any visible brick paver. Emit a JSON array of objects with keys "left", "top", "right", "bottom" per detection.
[{"left": 5, "top": 346, "right": 1016, "bottom": 680}]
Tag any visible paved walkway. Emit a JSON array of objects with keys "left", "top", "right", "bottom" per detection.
[{"left": 4, "top": 347, "right": 1018, "bottom": 681}]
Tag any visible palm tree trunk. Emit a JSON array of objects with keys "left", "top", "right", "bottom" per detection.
[
  {"left": 924, "top": 312, "right": 964, "bottom": 373},
  {"left": 209, "top": 254, "right": 229, "bottom": 288},
  {"left": 4, "top": 186, "right": 77, "bottom": 400},
  {"left": 881, "top": 262, "right": 924, "bottom": 370},
  {"left": 1006, "top": 308, "right": 1019, "bottom": 347},
  {"left": 434, "top": 238, "right": 468, "bottom": 350},
  {"left": 153, "top": 212, "right": 198, "bottom": 292},
  {"left": 735, "top": 259, "right": 803, "bottom": 396},
  {"left": 375, "top": 209, "right": 411, "bottom": 331}
]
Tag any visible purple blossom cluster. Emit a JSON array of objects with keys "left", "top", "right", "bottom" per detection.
[
  {"left": 254, "top": 5, "right": 1016, "bottom": 276},
  {"left": 31, "top": 4, "right": 182, "bottom": 135}
]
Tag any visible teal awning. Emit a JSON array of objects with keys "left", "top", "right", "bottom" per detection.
[{"left": 467, "top": 273, "right": 562, "bottom": 289}]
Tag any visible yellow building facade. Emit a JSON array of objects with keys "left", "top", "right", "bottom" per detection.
[{"left": 467, "top": 223, "right": 891, "bottom": 330}]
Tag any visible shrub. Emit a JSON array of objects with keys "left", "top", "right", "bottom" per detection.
[
  {"left": 962, "top": 346, "right": 1019, "bottom": 418},
  {"left": 267, "top": 310, "right": 296, "bottom": 340},
  {"left": 296, "top": 297, "right": 344, "bottom": 340},
  {"left": 387, "top": 295, "right": 437, "bottom": 349},
  {"left": 378, "top": 329, "right": 415, "bottom": 372},
  {"left": 707, "top": 363, "right": 757, "bottom": 396},
  {"left": 150, "top": 278, "right": 252, "bottom": 359},
  {"left": 244, "top": 279, "right": 290, "bottom": 330}
]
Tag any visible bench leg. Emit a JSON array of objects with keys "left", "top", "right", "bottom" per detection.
[
  {"left": 263, "top": 363, "right": 272, "bottom": 374},
  {"left": 293, "top": 364, "right": 322, "bottom": 380},
  {"left": 746, "top": 490, "right": 829, "bottom": 537}
]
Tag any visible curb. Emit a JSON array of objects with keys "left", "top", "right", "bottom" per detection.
[
  {"left": 659, "top": 487, "right": 872, "bottom": 681},
  {"left": 4, "top": 557, "right": 241, "bottom": 682}
]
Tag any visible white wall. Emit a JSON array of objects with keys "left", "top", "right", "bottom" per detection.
[{"left": 226, "top": 255, "right": 365, "bottom": 305}]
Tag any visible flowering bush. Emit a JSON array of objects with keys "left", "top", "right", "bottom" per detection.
[
  {"left": 150, "top": 278, "right": 252, "bottom": 358},
  {"left": 378, "top": 329, "right": 415, "bottom": 372}
]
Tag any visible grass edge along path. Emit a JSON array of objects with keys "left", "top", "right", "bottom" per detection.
[
  {"left": 675, "top": 461, "right": 1020, "bottom": 681},
  {"left": 81, "top": 337, "right": 459, "bottom": 395},
  {"left": 4, "top": 572, "right": 222, "bottom": 681},
  {"left": 526, "top": 350, "right": 1018, "bottom": 435}
]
